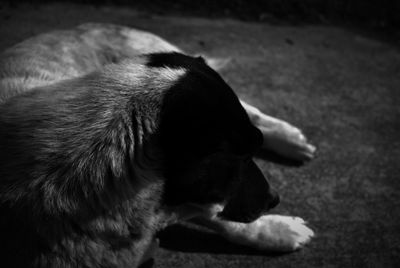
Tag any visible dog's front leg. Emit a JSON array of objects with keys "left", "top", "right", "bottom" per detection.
[
  {"left": 240, "top": 100, "right": 316, "bottom": 162},
  {"left": 138, "top": 238, "right": 159, "bottom": 267},
  {"left": 193, "top": 205, "right": 314, "bottom": 252}
]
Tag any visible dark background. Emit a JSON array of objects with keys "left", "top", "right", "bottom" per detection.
[{"left": 3, "top": 0, "right": 400, "bottom": 30}]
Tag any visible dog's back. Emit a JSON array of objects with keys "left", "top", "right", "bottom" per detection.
[{"left": 0, "top": 23, "right": 180, "bottom": 103}]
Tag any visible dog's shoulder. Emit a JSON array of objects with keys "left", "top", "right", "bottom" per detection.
[{"left": 0, "top": 59, "right": 169, "bottom": 267}]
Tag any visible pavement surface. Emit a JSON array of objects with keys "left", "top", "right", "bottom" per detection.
[{"left": 1, "top": 3, "right": 400, "bottom": 268}]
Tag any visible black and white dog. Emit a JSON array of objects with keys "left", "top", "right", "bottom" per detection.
[{"left": 0, "top": 23, "right": 315, "bottom": 267}]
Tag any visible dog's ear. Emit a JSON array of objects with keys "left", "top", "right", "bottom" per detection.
[
  {"left": 158, "top": 85, "right": 222, "bottom": 160},
  {"left": 229, "top": 125, "right": 263, "bottom": 156}
]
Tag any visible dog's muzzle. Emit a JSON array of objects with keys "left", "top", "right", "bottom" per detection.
[{"left": 219, "top": 160, "right": 280, "bottom": 223}]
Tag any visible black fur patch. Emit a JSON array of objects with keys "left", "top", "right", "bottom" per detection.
[
  {"left": 147, "top": 53, "right": 264, "bottom": 206},
  {"left": 147, "top": 52, "right": 206, "bottom": 70}
]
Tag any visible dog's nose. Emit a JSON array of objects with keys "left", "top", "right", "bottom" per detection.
[{"left": 267, "top": 191, "right": 280, "bottom": 210}]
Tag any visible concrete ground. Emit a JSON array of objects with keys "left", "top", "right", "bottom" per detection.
[{"left": 1, "top": 3, "right": 399, "bottom": 268}]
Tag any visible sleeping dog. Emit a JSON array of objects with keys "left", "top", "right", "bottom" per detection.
[{"left": 0, "top": 24, "right": 315, "bottom": 267}]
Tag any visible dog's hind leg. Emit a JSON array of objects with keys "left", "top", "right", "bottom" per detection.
[{"left": 240, "top": 100, "right": 316, "bottom": 162}]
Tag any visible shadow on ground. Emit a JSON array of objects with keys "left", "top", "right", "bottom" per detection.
[{"left": 158, "top": 223, "right": 285, "bottom": 256}]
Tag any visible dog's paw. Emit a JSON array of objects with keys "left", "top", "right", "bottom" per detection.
[
  {"left": 240, "top": 100, "right": 315, "bottom": 162},
  {"left": 220, "top": 214, "right": 314, "bottom": 252},
  {"left": 260, "top": 122, "right": 316, "bottom": 162},
  {"left": 256, "top": 215, "right": 314, "bottom": 251}
]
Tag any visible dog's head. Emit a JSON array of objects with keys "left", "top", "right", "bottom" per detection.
[{"left": 148, "top": 53, "right": 279, "bottom": 223}]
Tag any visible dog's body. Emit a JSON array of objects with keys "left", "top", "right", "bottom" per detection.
[{"left": 0, "top": 24, "right": 315, "bottom": 267}]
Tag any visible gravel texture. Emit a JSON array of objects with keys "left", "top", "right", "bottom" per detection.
[{"left": 1, "top": 3, "right": 399, "bottom": 267}]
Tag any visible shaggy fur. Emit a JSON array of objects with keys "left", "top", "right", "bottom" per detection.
[
  {"left": 0, "top": 23, "right": 316, "bottom": 267},
  {"left": 0, "top": 50, "right": 278, "bottom": 267}
]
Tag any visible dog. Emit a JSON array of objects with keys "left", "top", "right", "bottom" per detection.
[{"left": 0, "top": 23, "right": 315, "bottom": 267}]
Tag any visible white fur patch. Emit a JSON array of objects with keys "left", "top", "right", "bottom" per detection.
[
  {"left": 152, "top": 67, "right": 187, "bottom": 87},
  {"left": 240, "top": 100, "right": 316, "bottom": 161},
  {"left": 105, "top": 61, "right": 186, "bottom": 92},
  {"left": 213, "top": 214, "right": 314, "bottom": 252}
]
